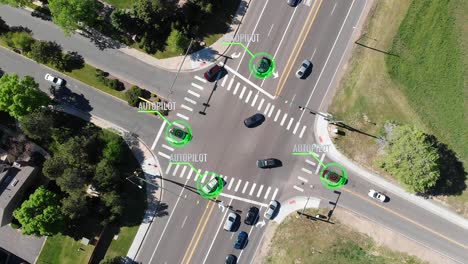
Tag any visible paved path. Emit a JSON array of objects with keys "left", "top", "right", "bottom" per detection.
[{"left": 273, "top": 196, "right": 321, "bottom": 224}]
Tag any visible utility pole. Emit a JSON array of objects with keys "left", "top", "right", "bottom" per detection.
[{"left": 169, "top": 38, "right": 195, "bottom": 95}]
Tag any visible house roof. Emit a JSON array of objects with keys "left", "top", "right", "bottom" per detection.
[{"left": 0, "top": 166, "right": 37, "bottom": 209}]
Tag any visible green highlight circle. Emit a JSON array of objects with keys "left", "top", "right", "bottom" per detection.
[
  {"left": 319, "top": 162, "right": 348, "bottom": 190},
  {"left": 248, "top": 52, "right": 276, "bottom": 80},
  {"left": 196, "top": 171, "right": 224, "bottom": 199},
  {"left": 165, "top": 120, "right": 193, "bottom": 148}
]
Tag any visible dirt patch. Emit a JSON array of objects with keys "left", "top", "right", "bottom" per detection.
[{"left": 251, "top": 222, "right": 278, "bottom": 264}]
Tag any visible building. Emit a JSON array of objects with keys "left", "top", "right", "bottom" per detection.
[{"left": 0, "top": 161, "right": 38, "bottom": 226}]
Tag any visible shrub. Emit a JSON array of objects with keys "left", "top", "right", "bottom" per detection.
[
  {"left": 30, "top": 40, "right": 62, "bottom": 65},
  {"left": 125, "top": 85, "right": 143, "bottom": 107},
  {"left": 56, "top": 51, "right": 85, "bottom": 72},
  {"left": 4, "top": 31, "right": 35, "bottom": 52},
  {"left": 108, "top": 78, "right": 125, "bottom": 91}
]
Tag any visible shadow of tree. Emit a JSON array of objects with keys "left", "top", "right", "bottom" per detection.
[
  {"left": 79, "top": 26, "right": 124, "bottom": 50},
  {"left": 189, "top": 47, "right": 218, "bottom": 62},
  {"left": 52, "top": 86, "right": 93, "bottom": 112}
]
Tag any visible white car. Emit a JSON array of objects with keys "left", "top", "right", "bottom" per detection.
[
  {"left": 295, "top": 59, "right": 312, "bottom": 79},
  {"left": 202, "top": 177, "right": 219, "bottom": 194},
  {"left": 368, "top": 189, "right": 386, "bottom": 202},
  {"left": 224, "top": 212, "right": 237, "bottom": 231},
  {"left": 45, "top": 73, "right": 64, "bottom": 86},
  {"left": 264, "top": 200, "right": 279, "bottom": 219}
]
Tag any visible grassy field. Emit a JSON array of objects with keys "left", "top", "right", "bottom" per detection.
[
  {"left": 265, "top": 210, "right": 424, "bottom": 264},
  {"left": 104, "top": 0, "right": 134, "bottom": 9},
  {"left": 329, "top": 0, "right": 468, "bottom": 215},
  {"left": 37, "top": 234, "right": 94, "bottom": 264}
]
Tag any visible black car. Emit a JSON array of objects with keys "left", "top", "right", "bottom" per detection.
[
  {"left": 226, "top": 254, "right": 238, "bottom": 264},
  {"left": 244, "top": 113, "right": 265, "bottom": 128},
  {"left": 204, "top": 65, "right": 222, "bottom": 82},
  {"left": 287, "top": 0, "right": 299, "bottom": 7},
  {"left": 244, "top": 207, "right": 259, "bottom": 225},
  {"left": 234, "top": 231, "right": 248, "bottom": 249},
  {"left": 257, "top": 158, "right": 282, "bottom": 169},
  {"left": 169, "top": 128, "right": 191, "bottom": 142},
  {"left": 256, "top": 57, "right": 271, "bottom": 74}
]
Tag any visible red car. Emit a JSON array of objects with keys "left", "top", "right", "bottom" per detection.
[
  {"left": 322, "top": 170, "right": 342, "bottom": 183},
  {"left": 203, "top": 65, "right": 222, "bottom": 82}
]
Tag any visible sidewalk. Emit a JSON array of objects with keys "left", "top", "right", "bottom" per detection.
[
  {"left": 314, "top": 114, "right": 468, "bottom": 230},
  {"left": 57, "top": 105, "right": 163, "bottom": 260},
  {"left": 273, "top": 196, "right": 321, "bottom": 224}
]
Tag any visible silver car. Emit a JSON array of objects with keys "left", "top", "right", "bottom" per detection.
[
  {"left": 224, "top": 212, "right": 237, "bottom": 231},
  {"left": 202, "top": 177, "right": 219, "bottom": 194},
  {"left": 264, "top": 200, "right": 279, "bottom": 219},
  {"left": 295, "top": 59, "right": 312, "bottom": 79}
]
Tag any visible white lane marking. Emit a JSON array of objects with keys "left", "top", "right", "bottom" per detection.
[
  {"left": 202, "top": 199, "right": 234, "bottom": 264},
  {"left": 286, "top": 118, "right": 294, "bottom": 130},
  {"left": 267, "top": 24, "right": 274, "bottom": 37},
  {"left": 302, "top": 168, "right": 313, "bottom": 174},
  {"left": 180, "top": 104, "right": 193, "bottom": 112},
  {"left": 201, "top": 171, "right": 209, "bottom": 183},
  {"left": 184, "top": 97, "right": 197, "bottom": 105},
  {"left": 235, "top": 179, "right": 242, "bottom": 192},
  {"left": 180, "top": 166, "right": 187, "bottom": 178},
  {"left": 173, "top": 122, "right": 184, "bottom": 129},
  {"left": 233, "top": 82, "right": 240, "bottom": 95},
  {"left": 251, "top": 93, "right": 259, "bottom": 107},
  {"left": 173, "top": 164, "right": 180, "bottom": 176},
  {"left": 305, "top": 159, "right": 316, "bottom": 166},
  {"left": 249, "top": 183, "right": 257, "bottom": 196},
  {"left": 151, "top": 121, "right": 166, "bottom": 150},
  {"left": 176, "top": 113, "right": 189, "bottom": 120},
  {"left": 315, "top": 153, "right": 326, "bottom": 174},
  {"left": 219, "top": 193, "right": 268, "bottom": 207},
  {"left": 239, "top": 86, "right": 247, "bottom": 99},
  {"left": 299, "top": 125, "right": 307, "bottom": 138},
  {"left": 293, "top": 122, "right": 300, "bottom": 134},
  {"left": 221, "top": 63, "right": 275, "bottom": 99},
  {"left": 194, "top": 169, "right": 201, "bottom": 182},
  {"left": 221, "top": 75, "right": 228, "bottom": 86},
  {"left": 268, "top": 105, "right": 275, "bottom": 117},
  {"left": 298, "top": 176, "right": 308, "bottom": 183},
  {"left": 187, "top": 90, "right": 200, "bottom": 98},
  {"left": 161, "top": 144, "right": 174, "bottom": 152},
  {"left": 293, "top": 185, "right": 304, "bottom": 192},
  {"left": 194, "top": 75, "right": 207, "bottom": 83},
  {"left": 257, "top": 98, "right": 265, "bottom": 111},
  {"left": 274, "top": 109, "right": 281, "bottom": 122},
  {"left": 245, "top": 90, "right": 253, "bottom": 103},
  {"left": 271, "top": 188, "right": 279, "bottom": 200},
  {"left": 158, "top": 152, "right": 171, "bottom": 160},
  {"left": 187, "top": 168, "right": 194, "bottom": 180},
  {"left": 264, "top": 187, "right": 272, "bottom": 199},
  {"left": 280, "top": 113, "right": 288, "bottom": 126},
  {"left": 165, "top": 163, "right": 172, "bottom": 174},
  {"left": 256, "top": 185, "right": 264, "bottom": 197},
  {"left": 310, "top": 48, "right": 317, "bottom": 61},
  {"left": 264, "top": 103, "right": 271, "bottom": 115},
  {"left": 299, "top": 0, "right": 357, "bottom": 123},
  {"left": 191, "top": 82, "right": 204, "bottom": 90},
  {"left": 242, "top": 181, "right": 250, "bottom": 193},
  {"left": 330, "top": 2, "right": 338, "bottom": 15},
  {"left": 181, "top": 215, "right": 188, "bottom": 228},
  {"left": 227, "top": 178, "right": 235, "bottom": 190},
  {"left": 227, "top": 78, "right": 235, "bottom": 91}
]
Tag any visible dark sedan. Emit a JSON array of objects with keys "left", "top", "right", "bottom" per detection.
[
  {"left": 244, "top": 207, "right": 259, "bottom": 225},
  {"left": 244, "top": 113, "right": 265, "bottom": 128}
]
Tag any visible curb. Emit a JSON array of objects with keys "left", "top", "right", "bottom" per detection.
[{"left": 273, "top": 196, "right": 321, "bottom": 224}]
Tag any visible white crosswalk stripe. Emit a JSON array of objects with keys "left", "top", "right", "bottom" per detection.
[
  {"left": 286, "top": 118, "right": 294, "bottom": 130},
  {"left": 268, "top": 105, "right": 275, "bottom": 117},
  {"left": 184, "top": 97, "right": 197, "bottom": 105},
  {"left": 233, "top": 83, "right": 240, "bottom": 95},
  {"left": 194, "top": 75, "right": 207, "bottom": 83},
  {"left": 187, "top": 168, "right": 194, "bottom": 181},
  {"left": 176, "top": 113, "right": 189, "bottom": 120},
  {"left": 256, "top": 185, "right": 264, "bottom": 197},
  {"left": 191, "top": 82, "right": 204, "bottom": 90},
  {"left": 239, "top": 86, "right": 247, "bottom": 99},
  {"left": 187, "top": 90, "right": 200, "bottom": 98},
  {"left": 158, "top": 151, "right": 171, "bottom": 160},
  {"left": 227, "top": 78, "right": 235, "bottom": 91},
  {"left": 293, "top": 122, "right": 300, "bottom": 134},
  {"left": 249, "top": 183, "right": 257, "bottom": 196},
  {"left": 180, "top": 104, "right": 193, "bottom": 112},
  {"left": 264, "top": 103, "right": 271, "bottom": 115},
  {"left": 173, "top": 164, "right": 180, "bottom": 176},
  {"left": 165, "top": 163, "right": 173, "bottom": 174},
  {"left": 161, "top": 144, "right": 174, "bottom": 151},
  {"left": 235, "top": 179, "right": 242, "bottom": 192},
  {"left": 242, "top": 181, "right": 249, "bottom": 193},
  {"left": 301, "top": 168, "right": 313, "bottom": 174},
  {"left": 280, "top": 113, "right": 288, "bottom": 126},
  {"left": 293, "top": 185, "right": 304, "bottom": 192},
  {"left": 180, "top": 166, "right": 187, "bottom": 178},
  {"left": 257, "top": 98, "right": 265, "bottom": 111},
  {"left": 305, "top": 159, "right": 316, "bottom": 166},
  {"left": 245, "top": 90, "right": 253, "bottom": 103},
  {"left": 221, "top": 75, "right": 228, "bottom": 86},
  {"left": 297, "top": 176, "right": 308, "bottom": 183},
  {"left": 227, "top": 178, "right": 234, "bottom": 190},
  {"left": 251, "top": 93, "right": 259, "bottom": 107},
  {"left": 299, "top": 125, "right": 307, "bottom": 138},
  {"left": 271, "top": 188, "right": 279, "bottom": 200},
  {"left": 264, "top": 186, "right": 271, "bottom": 199},
  {"left": 274, "top": 109, "right": 281, "bottom": 122}
]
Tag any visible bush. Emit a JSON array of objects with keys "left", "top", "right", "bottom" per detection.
[
  {"left": 0, "top": 16, "right": 9, "bottom": 34},
  {"left": 108, "top": 79, "right": 125, "bottom": 91},
  {"left": 30, "top": 40, "right": 63, "bottom": 65},
  {"left": 125, "top": 85, "right": 143, "bottom": 107},
  {"left": 95, "top": 68, "right": 109, "bottom": 78},
  {"left": 3, "top": 31, "right": 35, "bottom": 52},
  {"left": 56, "top": 51, "right": 85, "bottom": 72},
  {"left": 10, "top": 222, "right": 20, "bottom": 229},
  {"left": 166, "top": 27, "right": 190, "bottom": 54}
]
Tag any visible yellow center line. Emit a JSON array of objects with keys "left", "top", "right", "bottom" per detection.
[
  {"left": 275, "top": 0, "right": 324, "bottom": 96},
  {"left": 342, "top": 187, "right": 468, "bottom": 250},
  {"left": 183, "top": 202, "right": 217, "bottom": 264},
  {"left": 180, "top": 202, "right": 213, "bottom": 264}
]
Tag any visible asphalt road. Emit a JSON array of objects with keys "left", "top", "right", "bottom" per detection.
[{"left": 2, "top": 1, "right": 468, "bottom": 263}]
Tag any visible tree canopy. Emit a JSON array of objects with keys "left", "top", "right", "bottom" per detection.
[
  {"left": 0, "top": 0, "right": 31, "bottom": 7},
  {"left": 379, "top": 125, "right": 441, "bottom": 193},
  {"left": 48, "top": 0, "right": 98, "bottom": 34},
  {"left": 20, "top": 108, "right": 55, "bottom": 142},
  {"left": 0, "top": 73, "right": 50, "bottom": 120},
  {"left": 13, "top": 186, "right": 64, "bottom": 236}
]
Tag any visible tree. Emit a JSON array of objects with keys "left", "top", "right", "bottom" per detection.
[
  {"left": 0, "top": 73, "right": 50, "bottom": 119},
  {"left": 57, "top": 51, "right": 85, "bottom": 72},
  {"left": 0, "top": 16, "right": 9, "bottom": 34},
  {"left": 379, "top": 125, "right": 440, "bottom": 193},
  {"left": 100, "top": 130, "right": 124, "bottom": 163},
  {"left": 61, "top": 192, "right": 88, "bottom": 220},
  {"left": 30, "top": 41, "right": 63, "bottom": 65},
  {"left": 43, "top": 156, "right": 66, "bottom": 179},
  {"left": 165, "top": 27, "right": 190, "bottom": 54},
  {"left": 48, "top": 0, "right": 98, "bottom": 34},
  {"left": 101, "top": 191, "right": 124, "bottom": 223},
  {"left": 56, "top": 168, "right": 87, "bottom": 192},
  {"left": 93, "top": 159, "right": 120, "bottom": 192},
  {"left": 4, "top": 31, "right": 35, "bottom": 52},
  {"left": 125, "top": 85, "right": 142, "bottom": 107},
  {"left": 20, "top": 109, "right": 55, "bottom": 142},
  {"left": 110, "top": 9, "right": 135, "bottom": 33},
  {"left": 13, "top": 186, "right": 64, "bottom": 236},
  {"left": 0, "top": 0, "right": 31, "bottom": 7}
]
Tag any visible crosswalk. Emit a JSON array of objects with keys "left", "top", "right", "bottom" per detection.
[
  {"left": 293, "top": 153, "right": 325, "bottom": 192},
  {"left": 162, "top": 162, "right": 279, "bottom": 202}
]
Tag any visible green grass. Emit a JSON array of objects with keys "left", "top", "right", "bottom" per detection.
[
  {"left": 103, "top": 0, "right": 135, "bottom": 9},
  {"left": 104, "top": 226, "right": 139, "bottom": 259},
  {"left": 265, "top": 210, "right": 425, "bottom": 264},
  {"left": 37, "top": 234, "right": 94, "bottom": 264},
  {"left": 204, "top": 33, "right": 223, "bottom": 47}
]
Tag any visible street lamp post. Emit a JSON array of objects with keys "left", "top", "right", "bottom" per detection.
[
  {"left": 168, "top": 38, "right": 195, "bottom": 95},
  {"left": 298, "top": 106, "right": 343, "bottom": 124},
  {"left": 126, "top": 174, "right": 187, "bottom": 199}
]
